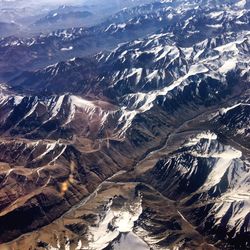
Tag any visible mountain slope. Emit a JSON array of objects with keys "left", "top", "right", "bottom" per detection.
[{"left": 0, "top": 0, "right": 249, "bottom": 249}]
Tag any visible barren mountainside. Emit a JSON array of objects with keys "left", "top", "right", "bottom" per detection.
[{"left": 0, "top": 0, "right": 249, "bottom": 249}]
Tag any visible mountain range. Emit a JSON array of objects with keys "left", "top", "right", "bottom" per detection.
[{"left": 0, "top": 0, "right": 249, "bottom": 249}]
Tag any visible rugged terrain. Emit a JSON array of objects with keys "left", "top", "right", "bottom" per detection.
[{"left": 0, "top": 0, "right": 249, "bottom": 249}]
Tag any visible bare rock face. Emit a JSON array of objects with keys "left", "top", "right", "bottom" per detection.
[{"left": 0, "top": 0, "right": 249, "bottom": 249}]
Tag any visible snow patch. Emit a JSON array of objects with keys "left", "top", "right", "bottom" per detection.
[
  {"left": 206, "top": 24, "right": 223, "bottom": 29},
  {"left": 219, "top": 58, "right": 237, "bottom": 74},
  {"left": 60, "top": 46, "right": 73, "bottom": 51},
  {"left": 208, "top": 11, "right": 224, "bottom": 19},
  {"left": 13, "top": 96, "right": 24, "bottom": 106},
  {"left": 86, "top": 197, "right": 143, "bottom": 250},
  {"left": 221, "top": 103, "right": 250, "bottom": 114},
  {"left": 186, "top": 132, "right": 217, "bottom": 147},
  {"left": 112, "top": 232, "right": 150, "bottom": 250},
  {"left": 235, "top": 0, "right": 246, "bottom": 8},
  {"left": 51, "top": 95, "right": 65, "bottom": 118}
]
